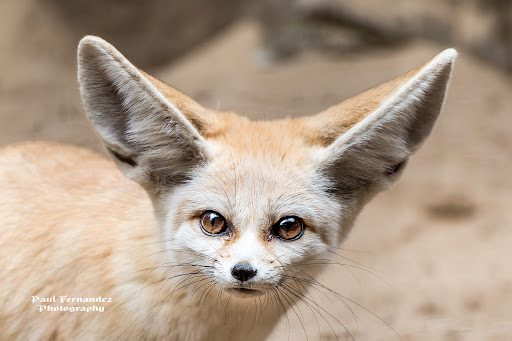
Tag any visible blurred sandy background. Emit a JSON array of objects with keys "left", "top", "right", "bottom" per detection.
[{"left": 1, "top": 0, "right": 511, "bottom": 340}]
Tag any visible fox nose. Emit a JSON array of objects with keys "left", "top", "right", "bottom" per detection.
[{"left": 231, "top": 263, "right": 257, "bottom": 282}]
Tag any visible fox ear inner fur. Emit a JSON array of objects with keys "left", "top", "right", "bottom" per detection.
[{"left": 77, "top": 36, "right": 216, "bottom": 190}]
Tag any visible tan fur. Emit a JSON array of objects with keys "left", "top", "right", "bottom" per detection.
[
  {"left": 0, "top": 36, "right": 456, "bottom": 340},
  {"left": 0, "top": 142, "right": 279, "bottom": 340},
  {"left": 0, "top": 142, "right": 153, "bottom": 339},
  {"left": 300, "top": 61, "right": 431, "bottom": 147},
  {"left": 144, "top": 56, "right": 436, "bottom": 152}
]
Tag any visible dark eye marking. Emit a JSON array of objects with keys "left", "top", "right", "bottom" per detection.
[
  {"left": 107, "top": 148, "right": 137, "bottom": 167},
  {"left": 385, "top": 160, "right": 406, "bottom": 176}
]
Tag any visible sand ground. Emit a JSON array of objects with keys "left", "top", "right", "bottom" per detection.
[{"left": 1, "top": 15, "right": 511, "bottom": 341}]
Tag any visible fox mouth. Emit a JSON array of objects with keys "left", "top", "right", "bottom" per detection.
[{"left": 225, "top": 287, "right": 263, "bottom": 297}]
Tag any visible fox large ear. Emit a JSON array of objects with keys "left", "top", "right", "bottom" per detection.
[
  {"left": 77, "top": 36, "right": 216, "bottom": 191},
  {"left": 306, "top": 49, "right": 457, "bottom": 195}
]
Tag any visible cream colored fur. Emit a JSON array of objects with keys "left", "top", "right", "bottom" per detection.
[{"left": 0, "top": 36, "right": 456, "bottom": 340}]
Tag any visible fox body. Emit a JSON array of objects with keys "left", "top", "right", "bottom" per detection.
[{"left": 0, "top": 37, "right": 456, "bottom": 340}]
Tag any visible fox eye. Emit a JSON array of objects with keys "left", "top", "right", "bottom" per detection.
[
  {"left": 200, "top": 211, "right": 227, "bottom": 235},
  {"left": 272, "top": 216, "right": 304, "bottom": 241}
]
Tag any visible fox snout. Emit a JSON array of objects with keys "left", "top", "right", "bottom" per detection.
[
  {"left": 217, "top": 231, "right": 272, "bottom": 286},
  {"left": 231, "top": 263, "right": 257, "bottom": 282}
]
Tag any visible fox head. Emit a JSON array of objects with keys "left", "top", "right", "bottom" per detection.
[{"left": 77, "top": 36, "right": 455, "bottom": 298}]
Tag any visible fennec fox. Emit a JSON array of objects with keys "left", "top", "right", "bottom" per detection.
[{"left": 0, "top": 36, "right": 456, "bottom": 340}]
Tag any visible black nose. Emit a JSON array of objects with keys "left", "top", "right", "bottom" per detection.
[{"left": 231, "top": 263, "right": 257, "bottom": 282}]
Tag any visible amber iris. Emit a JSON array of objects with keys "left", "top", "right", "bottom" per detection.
[
  {"left": 200, "top": 211, "right": 227, "bottom": 235},
  {"left": 273, "top": 216, "right": 304, "bottom": 241}
]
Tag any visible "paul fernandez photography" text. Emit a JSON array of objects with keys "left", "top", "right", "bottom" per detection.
[{"left": 32, "top": 296, "right": 111, "bottom": 313}]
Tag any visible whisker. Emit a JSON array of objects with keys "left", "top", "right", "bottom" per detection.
[
  {"left": 281, "top": 280, "right": 350, "bottom": 341},
  {"left": 325, "top": 249, "right": 385, "bottom": 273},
  {"left": 285, "top": 272, "right": 400, "bottom": 340},
  {"left": 276, "top": 285, "right": 309, "bottom": 341},
  {"left": 282, "top": 272, "right": 360, "bottom": 326},
  {"left": 200, "top": 280, "right": 218, "bottom": 306},
  {"left": 282, "top": 260, "right": 393, "bottom": 288},
  {"left": 287, "top": 278, "right": 323, "bottom": 341}
]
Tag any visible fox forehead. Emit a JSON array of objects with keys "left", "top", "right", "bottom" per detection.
[
  {"left": 203, "top": 113, "right": 313, "bottom": 157},
  {"left": 174, "top": 150, "right": 340, "bottom": 241}
]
